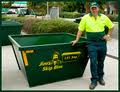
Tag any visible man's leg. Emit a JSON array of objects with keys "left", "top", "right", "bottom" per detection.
[
  {"left": 97, "top": 42, "right": 107, "bottom": 85},
  {"left": 88, "top": 43, "right": 98, "bottom": 89}
]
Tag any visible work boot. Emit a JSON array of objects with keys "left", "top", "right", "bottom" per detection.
[
  {"left": 98, "top": 79, "right": 105, "bottom": 85},
  {"left": 89, "top": 83, "right": 97, "bottom": 89}
]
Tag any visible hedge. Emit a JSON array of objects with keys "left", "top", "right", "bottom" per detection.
[
  {"left": 2, "top": 16, "right": 79, "bottom": 35},
  {"left": 60, "top": 12, "right": 81, "bottom": 18},
  {"left": 27, "top": 19, "right": 79, "bottom": 34}
]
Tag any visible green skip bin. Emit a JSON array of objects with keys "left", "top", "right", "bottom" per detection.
[
  {"left": 9, "top": 33, "right": 88, "bottom": 87},
  {"left": 1, "top": 21, "right": 22, "bottom": 46}
]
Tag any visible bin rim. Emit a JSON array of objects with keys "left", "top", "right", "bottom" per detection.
[
  {"left": 8, "top": 35, "right": 21, "bottom": 48},
  {"left": 8, "top": 33, "right": 87, "bottom": 51},
  {"left": 2, "top": 20, "right": 23, "bottom": 27}
]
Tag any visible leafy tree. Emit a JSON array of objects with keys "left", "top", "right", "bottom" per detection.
[{"left": 62, "top": 2, "right": 76, "bottom": 12}]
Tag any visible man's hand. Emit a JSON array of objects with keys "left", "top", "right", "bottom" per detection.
[
  {"left": 71, "top": 31, "right": 82, "bottom": 46},
  {"left": 103, "top": 27, "right": 114, "bottom": 41},
  {"left": 103, "top": 34, "right": 112, "bottom": 41},
  {"left": 71, "top": 40, "right": 78, "bottom": 46}
]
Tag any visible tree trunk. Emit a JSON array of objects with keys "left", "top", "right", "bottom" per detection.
[{"left": 85, "top": 0, "right": 90, "bottom": 14}]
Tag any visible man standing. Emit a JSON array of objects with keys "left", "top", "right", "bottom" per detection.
[{"left": 71, "top": 2, "right": 114, "bottom": 89}]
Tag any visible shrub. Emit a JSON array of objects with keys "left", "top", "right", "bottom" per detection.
[
  {"left": 29, "top": 19, "right": 78, "bottom": 34},
  {"left": 2, "top": 16, "right": 39, "bottom": 33},
  {"left": 22, "top": 17, "right": 40, "bottom": 33},
  {"left": 60, "top": 12, "right": 81, "bottom": 18}
]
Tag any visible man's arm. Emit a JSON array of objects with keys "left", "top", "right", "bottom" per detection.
[
  {"left": 103, "top": 15, "right": 114, "bottom": 41},
  {"left": 103, "top": 27, "right": 114, "bottom": 41},
  {"left": 71, "top": 31, "right": 83, "bottom": 46},
  {"left": 71, "top": 15, "right": 86, "bottom": 46},
  {"left": 107, "top": 27, "right": 114, "bottom": 36}
]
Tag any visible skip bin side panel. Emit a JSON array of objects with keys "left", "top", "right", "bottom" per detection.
[
  {"left": 21, "top": 43, "right": 88, "bottom": 87},
  {"left": 12, "top": 44, "right": 28, "bottom": 81}
]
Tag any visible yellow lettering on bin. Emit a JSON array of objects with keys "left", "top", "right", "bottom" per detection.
[
  {"left": 26, "top": 50, "right": 34, "bottom": 53},
  {"left": 39, "top": 61, "right": 53, "bottom": 66},
  {"left": 22, "top": 51, "right": 28, "bottom": 66},
  {"left": 62, "top": 52, "right": 81, "bottom": 56},
  {"left": 54, "top": 65, "right": 63, "bottom": 70},
  {"left": 42, "top": 66, "right": 53, "bottom": 71}
]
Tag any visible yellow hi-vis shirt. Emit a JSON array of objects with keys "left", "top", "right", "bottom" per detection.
[{"left": 78, "top": 13, "right": 114, "bottom": 32}]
